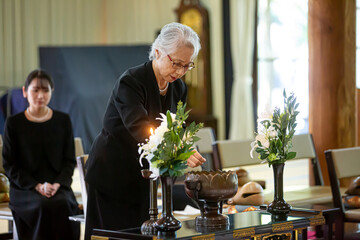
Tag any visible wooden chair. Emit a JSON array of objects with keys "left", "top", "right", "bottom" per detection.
[
  {"left": 325, "top": 147, "right": 360, "bottom": 239},
  {"left": 212, "top": 133, "right": 338, "bottom": 207},
  {"left": 74, "top": 137, "right": 84, "bottom": 158}
]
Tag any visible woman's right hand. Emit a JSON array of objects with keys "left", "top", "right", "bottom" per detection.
[
  {"left": 187, "top": 149, "right": 206, "bottom": 168},
  {"left": 35, "top": 183, "right": 52, "bottom": 198}
]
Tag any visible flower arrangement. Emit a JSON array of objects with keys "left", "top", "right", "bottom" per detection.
[
  {"left": 250, "top": 90, "right": 299, "bottom": 166},
  {"left": 138, "top": 101, "right": 203, "bottom": 178}
]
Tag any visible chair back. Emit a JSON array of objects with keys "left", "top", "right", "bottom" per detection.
[
  {"left": 213, "top": 133, "right": 324, "bottom": 185},
  {"left": 76, "top": 154, "right": 89, "bottom": 219},
  {"left": 195, "top": 127, "right": 216, "bottom": 171},
  {"left": 325, "top": 147, "right": 360, "bottom": 211},
  {"left": 74, "top": 137, "right": 84, "bottom": 158},
  {"left": 195, "top": 127, "right": 215, "bottom": 154},
  {"left": 291, "top": 134, "right": 323, "bottom": 185},
  {"left": 212, "top": 138, "right": 255, "bottom": 170}
]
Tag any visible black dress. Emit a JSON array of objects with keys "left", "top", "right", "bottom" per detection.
[
  {"left": 84, "top": 61, "right": 187, "bottom": 239},
  {"left": 2, "top": 110, "right": 80, "bottom": 240}
]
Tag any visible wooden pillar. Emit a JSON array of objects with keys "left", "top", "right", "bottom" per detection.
[
  {"left": 358, "top": 89, "right": 360, "bottom": 146},
  {"left": 308, "top": 0, "right": 356, "bottom": 185}
]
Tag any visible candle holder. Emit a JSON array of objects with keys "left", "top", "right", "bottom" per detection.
[{"left": 140, "top": 169, "right": 159, "bottom": 235}]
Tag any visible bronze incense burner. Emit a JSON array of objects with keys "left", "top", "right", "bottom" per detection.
[{"left": 184, "top": 170, "right": 238, "bottom": 229}]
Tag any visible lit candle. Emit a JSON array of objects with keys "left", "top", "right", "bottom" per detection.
[{"left": 150, "top": 128, "right": 154, "bottom": 135}]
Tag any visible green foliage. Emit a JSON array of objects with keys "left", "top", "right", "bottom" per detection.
[
  {"left": 150, "top": 101, "right": 203, "bottom": 177},
  {"left": 253, "top": 90, "right": 299, "bottom": 166}
]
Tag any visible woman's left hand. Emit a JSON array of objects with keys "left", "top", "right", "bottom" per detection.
[
  {"left": 187, "top": 150, "right": 206, "bottom": 168},
  {"left": 46, "top": 183, "right": 61, "bottom": 197}
]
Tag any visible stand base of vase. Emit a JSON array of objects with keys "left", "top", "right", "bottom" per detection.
[
  {"left": 267, "top": 199, "right": 291, "bottom": 215},
  {"left": 195, "top": 215, "right": 230, "bottom": 233},
  {"left": 271, "top": 213, "right": 288, "bottom": 222},
  {"left": 155, "top": 216, "right": 182, "bottom": 232},
  {"left": 195, "top": 214, "right": 229, "bottom": 227}
]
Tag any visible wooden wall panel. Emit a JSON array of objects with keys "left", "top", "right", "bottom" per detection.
[
  {"left": 356, "top": 88, "right": 360, "bottom": 147},
  {"left": 308, "top": 0, "right": 356, "bottom": 185}
]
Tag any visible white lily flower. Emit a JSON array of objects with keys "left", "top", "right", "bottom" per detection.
[
  {"left": 250, "top": 140, "right": 258, "bottom": 158},
  {"left": 268, "top": 126, "right": 278, "bottom": 138},
  {"left": 256, "top": 133, "right": 270, "bottom": 148},
  {"left": 149, "top": 163, "right": 160, "bottom": 179}
]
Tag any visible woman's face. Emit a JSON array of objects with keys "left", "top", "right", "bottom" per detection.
[
  {"left": 155, "top": 46, "right": 194, "bottom": 83},
  {"left": 23, "top": 78, "right": 52, "bottom": 109}
]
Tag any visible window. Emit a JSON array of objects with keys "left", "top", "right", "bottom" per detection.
[
  {"left": 254, "top": 0, "right": 310, "bottom": 188},
  {"left": 257, "top": 0, "right": 309, "bottom": 134}
]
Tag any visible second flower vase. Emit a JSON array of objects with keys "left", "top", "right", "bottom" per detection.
[
  {"left": 155, "top": 176, "right": 182, "bottom": 232},
  {"left": 267, "top": 163, "right": 291, "bottom": 215}
]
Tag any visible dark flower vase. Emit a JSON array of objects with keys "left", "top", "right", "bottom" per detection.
[
  {"left": 267, "top": 163, "right": 291, "bottom": 215},
  {"left": 155, "top": 176, "right": 182, "bottom": 233}
]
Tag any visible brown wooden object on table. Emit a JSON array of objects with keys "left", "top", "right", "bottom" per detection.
[
  {"left": 175, "top": 0, "right": 217, "bottom": 134},
  {"left": 308, "top": 0, "right": 356, "bottom": 185}
]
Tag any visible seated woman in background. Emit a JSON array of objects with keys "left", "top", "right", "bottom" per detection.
[{"left": 2, "top": 70, "right": 80, "bottom": 240}]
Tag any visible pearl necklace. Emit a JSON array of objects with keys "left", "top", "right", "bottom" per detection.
[
  {"left": 159, "top": 82, "right": 169, "bottom": 93},
  {"left": 26, "top": 107, "right": 51, "bottom": 122}
]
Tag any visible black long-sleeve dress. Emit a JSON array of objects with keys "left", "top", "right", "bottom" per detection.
[
  {"left": 2, "top": 110, "right": 80, "bottom": 240},
  {"left": 84, "top": 61, "right": 187, "bottom": 239}
]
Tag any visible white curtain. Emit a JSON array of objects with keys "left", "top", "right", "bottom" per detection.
[
  {"left": 0, "top": 0, "right": 226, "bottom": 139},
  {"left": 229, "top": 0, "right": 255, "bottom": 140},
  {"left": 0, "top": 0, "right": 178, "bottom": 90}
]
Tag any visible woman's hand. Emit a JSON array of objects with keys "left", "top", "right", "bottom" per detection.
[
  {"left": 187, "top": 149, "right": 206, "bottom": 168},
  {"left": 35, "top": 183, "right": 52, "bottom": 198},
  {"left": 46, "top": 183, "right": 61, "bottom": 197},
  {"left": 35, "top": 182, "right": 60, "bottom": 197}
]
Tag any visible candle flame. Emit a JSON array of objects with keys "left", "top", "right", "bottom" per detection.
[{"left": 150, "top": 128, "right": 154, "bottom": 135}]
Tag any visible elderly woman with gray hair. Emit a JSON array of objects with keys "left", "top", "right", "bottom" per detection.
[{"left": 84, "top": 22, "right": 205, "bottom": 239}]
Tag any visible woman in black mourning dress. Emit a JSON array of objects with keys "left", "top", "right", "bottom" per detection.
[
  {"left": 84, "top": 22, "right": 206, "bottom": 239},
  {"left": 2, "top": 70, "right": 80, "bottom": 240}
]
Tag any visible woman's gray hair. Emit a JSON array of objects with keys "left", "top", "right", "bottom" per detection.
[{"left": 149, "top": 22, "right": 201, "bottom": 61}]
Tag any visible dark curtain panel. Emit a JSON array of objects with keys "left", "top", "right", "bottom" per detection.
[
  {"left": 223, "top": 0, "right": 233, "bottom": 139},
  {"left": 39, "top": 46, "right": 150, "bottom": 152}
]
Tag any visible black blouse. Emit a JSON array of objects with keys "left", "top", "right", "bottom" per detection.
[
  {"left": 85, "top": 61, "right": 187, "bottom": 200},
  {"left": 2, "top": 110, "right": 76, "bottom": 190}
]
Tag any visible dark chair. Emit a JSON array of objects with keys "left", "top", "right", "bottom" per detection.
[{"left": 325, "top": 147, "right": 360, "bottom": 240}]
